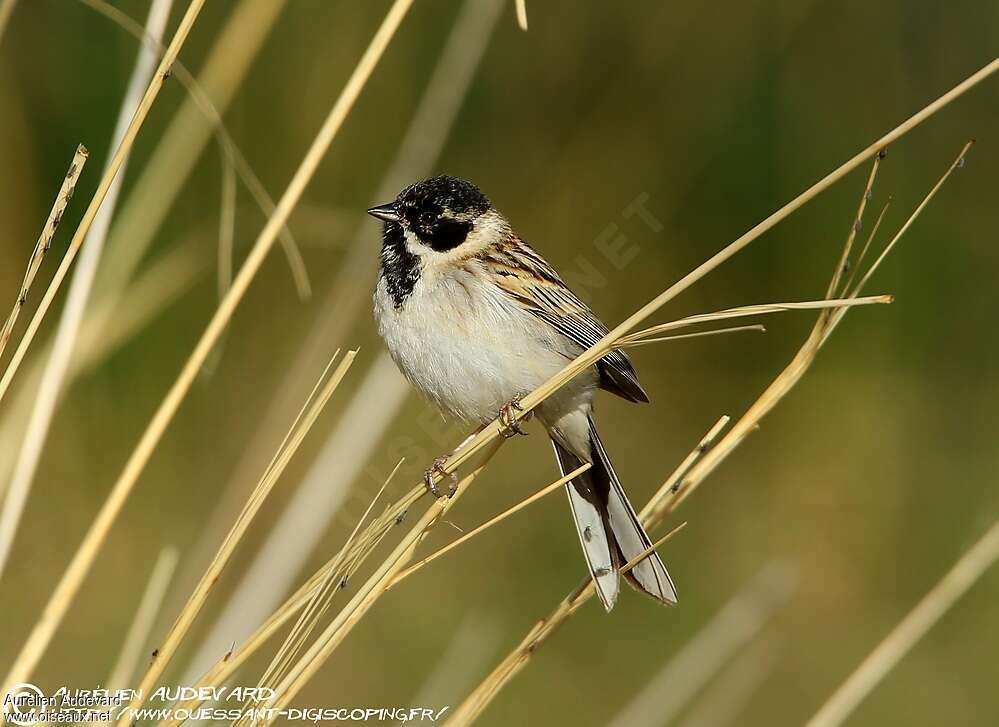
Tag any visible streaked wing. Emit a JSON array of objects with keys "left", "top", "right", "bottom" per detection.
[{"left": 483, "top": 236, "right": 649, "bottom": 403}]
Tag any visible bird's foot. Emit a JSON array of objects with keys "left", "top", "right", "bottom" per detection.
[
  {"left": 498, "top": 395, "right": 530, "bottom": 438},
  {"left": 424, "top": 455, "right": 458, "bottom": 499}
]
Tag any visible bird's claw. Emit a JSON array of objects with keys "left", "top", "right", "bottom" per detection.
[
  {"left": 424, "top": 455, "right": 458, "bottom": 498},
  {"left": 498, "top": 396, "right": 530, "bottom": 438}
]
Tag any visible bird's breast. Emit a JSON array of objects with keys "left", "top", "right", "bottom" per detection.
[{"left": 374, "top": 265, "right": 591, "bottom": 423}]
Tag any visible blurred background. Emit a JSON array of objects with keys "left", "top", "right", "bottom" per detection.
[{"left": 1, "top": 1, "right": 997, "bottom": 725}]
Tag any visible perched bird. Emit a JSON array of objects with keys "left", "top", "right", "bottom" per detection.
[{"left": 367, "top": 175, "right": 677, "bottom": 610}]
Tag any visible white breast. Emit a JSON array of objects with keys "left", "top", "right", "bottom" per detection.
[{"left": 374, "top": 262, "right": 595, "bottom": 426}]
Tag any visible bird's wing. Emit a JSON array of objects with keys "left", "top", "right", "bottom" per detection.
[{"left": 482, "top": 237, "right": 649, "bottom": 403}]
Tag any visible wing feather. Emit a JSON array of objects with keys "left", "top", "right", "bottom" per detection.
[{"left": 483, "top": 237, "right": 649, "bottom": 404}]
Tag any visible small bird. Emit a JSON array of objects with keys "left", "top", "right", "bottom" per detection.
[{"left": 367, "top": 175, "right": 677, "bottom": 610}]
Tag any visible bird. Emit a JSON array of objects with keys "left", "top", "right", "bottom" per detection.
[{"left": 367, "top": 175, "right": 677, "bottom": 611}]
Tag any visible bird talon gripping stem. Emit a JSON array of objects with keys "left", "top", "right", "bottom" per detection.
[
  {"left": 498, "top": 396, "right": 529, "bottom": 438},
  {"left": 424, "top": 455, "right": 458, "bottom": 499}
]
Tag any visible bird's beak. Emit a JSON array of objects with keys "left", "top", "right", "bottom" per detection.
[{"left": 367, "top": 202, "right": 400, "bottom": 224}]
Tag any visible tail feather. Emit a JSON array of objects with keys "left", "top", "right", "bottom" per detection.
[
  {"left": 552, "top": 440, "right": 620, "bottom": 611},
  {"left": 551, "top": 417, "right": 678, "bottom": 611},
  {"left": 588, "top": 415, "right": 678, "bottom": 605}
]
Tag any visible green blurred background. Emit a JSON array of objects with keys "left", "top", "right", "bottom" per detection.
[{"left": 1, "top": 1, "right": 998, "bottom": 725}]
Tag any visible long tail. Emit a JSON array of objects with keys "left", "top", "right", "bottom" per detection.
[{"left": 551, "top": 415, "right": 678, "bottom": 611}]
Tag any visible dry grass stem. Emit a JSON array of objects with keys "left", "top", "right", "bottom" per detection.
[
  {"left": 253, "top": 459, "right": 404, "bottom": 702},
  {"left": 261, "top": 441, "right": 505, "bottom": 719},
  {"left": 0, "top": 0, "right": 173, "bottom": 586},
  {"left": 620, "top": 522, "right": 688, "bottom": 576},
  {"left": 620, "top": 324, "right": 766, "bottom": 347},
  {"left": 161, "top": 444, "right": 502, "bottom": 725},
  {"left": 0, "top": 0, "right": 207, "bottom": 412},
  {"left": 445, "top": 138, "right": 974, "bottom": 725},
  {"left": 619, "top": 295, "right": 892, "bottom": 346},
  {"left": 654, "top": 144, "right": 972, "bottom": 522},
  {"left": 2, "top": 0, "right": 211, "bottom": 692},
  {"left": 1, "top": 0, "right": 412, "bottom": 695},
  {"left": 848, "top": 142, "right": 973, "bottom": 299},
  {"left": 1, "top": 0, "right": 297, "bottom": 495},
  {"left": 515, "top": 0, "right": 528, "bottom": 30},
  {"left": 184, "top": 355, "right": 407, "bottom": 671},
  {"left": 842, "top": 199, "right": 891, "bottom": 295},
  {"left": 655, "top": 144, "right": 973, "bottom": 521},
  {"left": 78, "top": 0, "right": 309, "bottom": 300},
  {"left": 805, "top": 518, "right": 999, "bottom": 727},
  {"left": 160, "top": 448, "right": 500, "bottom": 723},
  {"left": 0, "top": 144, "right": 88, "bottom": 368},
  {"left": 161, "top": 470, "right": 437, "bottom": 724},
  {"left": 825, "top": 150, "right": 882, "bottom": 298},
  {"left": 0, "top": 0, "right": 293, "bottom": 495},
  {"left": 439, "top": 419, "right": 735, "bottom": 726},
  {"left": 388, "top": 462, "right": 593, "bottom": 589},
  {"left": 648, "top": 415, "right": 731, "bottom": 510},
  {"left": 124, "top": 351, "right": 356, "bottom": 717}
]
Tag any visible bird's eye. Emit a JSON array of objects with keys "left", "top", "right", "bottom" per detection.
[{"left": 419, "top": 211, "right": 435, "bottom": 226}]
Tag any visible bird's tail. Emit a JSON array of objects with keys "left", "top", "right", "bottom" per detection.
[{"left": 551, "top": 415, "right": 678, "bottom": 611}]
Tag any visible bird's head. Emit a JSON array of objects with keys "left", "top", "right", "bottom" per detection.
[{"left": 368, "top": 175, "right": 501, "bottom": 255}]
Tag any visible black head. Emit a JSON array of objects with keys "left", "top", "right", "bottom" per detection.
[{"left": 367, "top": 175, "right": 491, "bottom": 252}]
